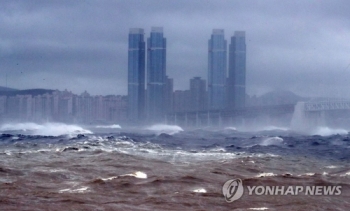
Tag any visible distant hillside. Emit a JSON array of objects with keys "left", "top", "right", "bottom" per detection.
[
  {"left": 0, "top": 88, "right": 55, "bottom": 96},
  {"left": 248, "top": 90, "right": 307, "bottom": 106},
  {"left": 0, "top": 86, "right": 18, "bottom": 92}
]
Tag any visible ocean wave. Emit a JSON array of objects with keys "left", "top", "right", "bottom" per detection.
[
  {"left": 120, "top": 171, "right": 147, "bottom": 179},
  {"left": 146, "top": 124, "right": 184, "bottom": 135},
  {"left": 339, "top": 171, "right": 350, "bottom": 177},
  {"left": 311, "top": 127, "right": 348, "bottom": 136},
  {"left": 0, "top": 122, "right": 92, "bottom": 136},
  {"left": 238, "top": 136, "right": 284, "bottom": 148},
  {"left": 259, "top": 136, "right": 284, "bottom": 146},
  {"left": 95, "top": 124, "right": 121, "bottom": 129}
]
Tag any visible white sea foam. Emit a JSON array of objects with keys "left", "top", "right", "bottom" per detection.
[
  {"left": 311, "top": 127, "right": 348, "bottom": 136},
  {"left": 101, "top": 176, "right": 118, "bottom": 181},
  {"left": 49, "top": 169, "right": 67, "bottom": 173},
  {"left": 99, "top": 171, "right": 147, "bottom": 181},
  {"left": 340, "top": 172, "right": 350, "bottom": 177},
  {"left": 192, "top": 188, "right": 207, "bottom": 193},
  {"left": 298, "top": 173, "right": 315, "bottom": 176},
  {"left": 256, "top": 172, "right": 277, "bottom": 177},
  {"left": 249, "top": 208, "right": 269, "bottom": 210},
  {"left": 146, "top": 124, "right": 184, "bottom": 135},
  {"left": 59, "top": 186, "right": 90, "bottom": 193},
  {"left": 33, "top": 166, "right": 67, "bottom": 173},
  {"left": 95, "top": 124, "right": 121, "bottom": 129},
  {"left": 120, "top": 171, "right": 147, "bottom": 179},
  {"left": 0, "top": 122, "right": 92, "bottom": 136},
  {"left": 4, "top": 150, "right": 12, "bottom": 156}
]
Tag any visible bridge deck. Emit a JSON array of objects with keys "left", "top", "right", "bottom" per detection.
[
  {"left": 304, "top": 101, "right": 350, "bottom": 111},
  {"left": 167, "top": 104, "right": 295, "bottom": 117}
]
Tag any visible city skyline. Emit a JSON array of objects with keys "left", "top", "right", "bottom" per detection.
[
  {"left": 0, "top": 89, "right": 127, "bottom": 124},
  {"left": 1, "top": 1, "right": 350, "bottom": 98},
  {"left": 127, "top": 27, "right": 246, "bottom": 122}
]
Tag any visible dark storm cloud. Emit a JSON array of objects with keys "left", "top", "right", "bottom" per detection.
[{"left": 1, "top": 0, "right": 350, "bottom": 97}]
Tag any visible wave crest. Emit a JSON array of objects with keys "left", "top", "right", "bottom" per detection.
[
  {"left": 311, "top": 127, "right": 348, "bottom": 136},
  {"left": 95, "top": 124, "right": 121, "bottom": 129},
  {"left": 0, "top": 122, "right": 93, "bottom": 136},
  {"left": 146, "top": 124, "right": 184, "bottom": 135},
  {"left": 260, "top": 137, "right": 284, "bottom": 146}
]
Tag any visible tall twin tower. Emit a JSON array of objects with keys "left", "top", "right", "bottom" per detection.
[
  {"left": 208, "top": 29, "right": 246, "bottom": 110},
  {"left": 128, "top": 28, "right": 246, "bottom": 122},
  {"left": 128, "top": 27, "right": 166, "bottom": 122}
]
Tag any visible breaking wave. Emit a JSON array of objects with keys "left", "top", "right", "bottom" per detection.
[
  {"left": 146, "top": 124, "right": 184, "bottom": 135},
  {"left": 95, "top": 124, "right": 121, "bottom": 129},
  {"left": 260, "top": 137, "right": 284, "bottom": 146},
  {"left": 311, "top": 127, "right": 348, "bottom": 136},
  {"left": 0, "top": 122, "right": 92, "bottom": 136}
]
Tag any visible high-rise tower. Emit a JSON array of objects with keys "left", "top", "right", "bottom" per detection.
[
  {"left": 227, "top": 31, "right": 246, "bottom": 109},
  {"left": 147, "top": 27, "right": 166, "bottom": 121},
  {"left": 208, "top": 29, "right": 227, "bottom": 110},
  {"left": 190, "top": 77, "right": 207, "bottom": 111},
  {"left": 164, "top": 76, "right": 174, "bottom": 113},
  {"left": 127, "top": 28, "right": 145, "bottom": 121}
]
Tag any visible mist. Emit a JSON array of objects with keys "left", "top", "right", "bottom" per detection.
[
  {"left": 0, "top": 0, "right": 350, "bottom": 98},
  {"left": 1, "top": 1, "right": 350, "bottom": 135}
]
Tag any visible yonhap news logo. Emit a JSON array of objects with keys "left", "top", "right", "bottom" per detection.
[
  {"left": 222, "top": 178, "right": 342, "bottom": 203},
  {"left": 222, "top": 178, "right": 244, "bottom": 202}
]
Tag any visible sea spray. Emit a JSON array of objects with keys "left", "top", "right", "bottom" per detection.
[
  {"left": 311, "top": 127, "right": 347, "bottom": 136},
  {"left": 95, "top": 124, "right": 122, "bottom": 129},
  {"left": 291, "top": 102, "right": 348, "bottom": 135},
  {"left": 146, "top": 124, "right": 184, "bottom": 135},
  {"left": 0, "top": 122, "right": 92, "bottom": 136},
  {"left": 290, "top": 102, "right": 308, "bottom": 133},
  {"left": 260, "top": 137, "right": 284, "bottom": 146}
]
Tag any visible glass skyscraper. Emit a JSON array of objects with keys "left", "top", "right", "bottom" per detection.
[
  {"left": 190, "top": 77, "right": 207, "bottom": 111},
  {"left": 127, "top": 28, "right": 145, "bottom": 121},
  {"left": 147, "top": 27, "right": 166, "bottom": 121},
  {"left": 227, "top": 31, "right": 246, "bottom": 109},
  {"left": 208, "top": 29, "right": 227, "bottom": 110}
]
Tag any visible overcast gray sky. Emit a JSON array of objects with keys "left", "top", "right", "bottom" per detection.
[{"left": 1, "top": 0, "right": 350, "bottom": 98}]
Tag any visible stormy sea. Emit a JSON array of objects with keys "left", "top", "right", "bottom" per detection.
[{"left": 0, "top": 123, "right": 349, "bottom": 211}]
